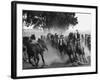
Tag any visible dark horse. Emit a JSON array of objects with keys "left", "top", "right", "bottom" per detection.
[
  {"left": 63, "top": 40, "right": 77, "bottom": 63},
  {"left": 23, "top": 36, "right": 48, "bottom": 68},
  {"left": 58, "top": 38, "right": 65, "bottom": 56},
  {"left": 75, "top": 41, "right": 87, "bottom": 63},
  {"left": 58, "top": 37, "right": 77, "bottom": 63}
]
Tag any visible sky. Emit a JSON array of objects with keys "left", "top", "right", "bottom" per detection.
[{"left": 69, "top": 13, "right": 91, "bottom": 32}]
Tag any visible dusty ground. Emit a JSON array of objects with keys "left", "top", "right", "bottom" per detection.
[{"left": 23, "top": 41, "right": 90, "bottom": 69}]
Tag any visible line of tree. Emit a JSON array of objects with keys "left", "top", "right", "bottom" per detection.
[{"left": 23, "top": 10, "right": 78, "bottom": 30}]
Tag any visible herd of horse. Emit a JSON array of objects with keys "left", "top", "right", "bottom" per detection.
[
  {"left": 23, "top": 35, "right": 48, "bottom": 67},
  {"left": 23, "top": 30, "right": 91, "bottom": 68}
]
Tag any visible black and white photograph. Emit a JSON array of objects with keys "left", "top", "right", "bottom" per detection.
[
  {"left": 22, "top": 10, "right": 91, "bottom": 69},
  {"left": 11, "top": 1, "right": 97, "bottom": 79}
]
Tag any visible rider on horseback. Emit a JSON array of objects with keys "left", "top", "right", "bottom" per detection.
[{"left": 58, "top": 34, "right": 65, "bottom": 55}]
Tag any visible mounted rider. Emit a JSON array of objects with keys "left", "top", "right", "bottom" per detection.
[
  {"left": 58, "top": 34, "right": 65, "bottom": 46},
  {"left": 76, "top": 30, "right": 80, "bottom": 46},
  {"left": 76, "top": 30, "right": 80, "bottom": 41}
]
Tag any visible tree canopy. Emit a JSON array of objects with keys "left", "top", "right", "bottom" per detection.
[{"left": 23, "top": 10, "right": 78, "bottom": 30}]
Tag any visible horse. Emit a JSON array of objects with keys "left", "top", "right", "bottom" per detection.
[
  {"left": 38, "top": 38, "right": 48, "bottom": 51},
  {"left": 37, "top": 38, "right": 48, "bottom": 66},
  {"left": 59, "top": 34, "right": 78, "bottom": 63},
  {"left": 23, "top": 44, "right": 29, "bottom": 63},
  {"left": 53, "top": 34, "right": 59, "bottom": 49},
  {"left": 23, "top": 36, "right": 48, "bottom": 68},
  {"left": 75, "top": 40, "right": 87, "bottom": 63},
  {"left": 62, "top": 39, "right": 77, "bottom": 63},
  {"left": 47, "top": 33, "right": 52, "bottom": 42},
  {"left": 23, "top": 36, "right": 37, "bottom": 67},
  {"left": 23, "top": 37, "right": 30, "bottom": 63},
  {"left": 58, "top": 37, "right": 68, "bottom": 56}
]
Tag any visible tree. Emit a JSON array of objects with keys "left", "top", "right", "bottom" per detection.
[{"left": 23, "top": 10, "right": 78, "bottom": 30}]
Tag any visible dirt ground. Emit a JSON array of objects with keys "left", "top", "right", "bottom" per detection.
[{"left": 23, "top": 41, "right": 90, "bottom": 69}]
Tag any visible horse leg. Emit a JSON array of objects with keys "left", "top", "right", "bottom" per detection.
[
  {"left": 76, "top": 53, "right": 80, "bottom": 63},
  {"left": 82, "top": 54, "right": 88, "bottom": 63},
  {"left": 28, "top": 56, "right": 35, "bottom": 66},
  {"left": 36, "top": 54, "right": 40, "bottom": 67},
  {"left": 33, "top": 52, "right": 40, "bottom": 68},
  {"left": 40, "top": 53, "right": 45, "bottom": 66},
  {"left": 72, "top": 54, "right": 75, "bottom": 62},
  {"left": 71, "top": 54, "right": 74, "bottom": 62},
  {"left": 59, "top": 46, "right": 63, "bottom": 56},
  {"left": 69, "top": 54, "right": 73, "bottom": 63},
  {"left": 80, "top": 54, "right": 86, "bottom": 64},
  {"left": 79, "top": 54, "right": 83, "bottom": 63},
  {"left": 33, "top": 56, "right": 37, "bottom": 67},
  {"left": 74, "top": 52, "right": 78, "bottom": 62}
]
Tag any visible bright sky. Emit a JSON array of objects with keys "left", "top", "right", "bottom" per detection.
[{"left": 70, "top": 13, "right": 91, "bottom": 32}]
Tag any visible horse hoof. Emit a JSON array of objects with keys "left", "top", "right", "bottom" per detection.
[
  {"left": 31, "top": 64, "right": 35, "bottom": 66},
  {"left": 41, "top": 64, "right": 45, "bottom": 67},
  {"left": 41, "top": 64, "right": 48, "bottom": 67},
  {"left": 34, "top": 66, "right": 39, "bottom": 68}
]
